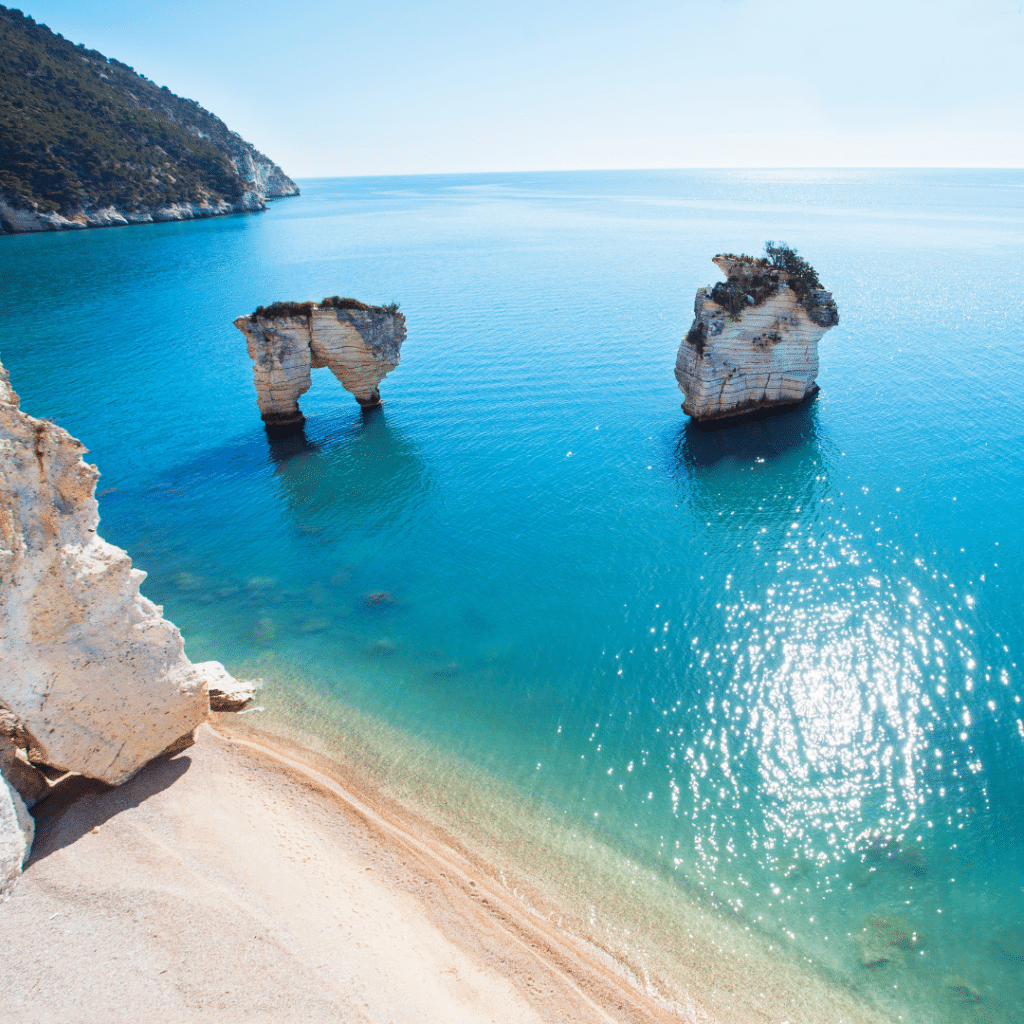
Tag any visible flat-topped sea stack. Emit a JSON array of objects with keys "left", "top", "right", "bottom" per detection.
[
  {"left": 675, "top": 243, "right": 839, "bottom": 422},
  {"left": 234, "top": 297, "right": 406, "bottom": 435}
]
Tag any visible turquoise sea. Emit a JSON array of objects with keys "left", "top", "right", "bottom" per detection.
[{"left": 3, "top": 170, "right": 1023, "bottom": 1022}]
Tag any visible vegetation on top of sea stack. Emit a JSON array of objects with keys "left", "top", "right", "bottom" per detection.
[
  {"left": 709, "top": 242, "right": 839, "bottom": 327},
  {"left": 0, "top": 4, "right": 297, "bottom": 225},
  {"left": 251, "top": 297, "right": 402, "bottom": 320}
]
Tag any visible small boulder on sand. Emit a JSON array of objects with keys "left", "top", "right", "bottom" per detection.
[
  {"left": 197, "top": 662, "right": 258, "bottom": 712},
  {"left": 993, "top": 927, "right": 1024, "bottom": 962}
]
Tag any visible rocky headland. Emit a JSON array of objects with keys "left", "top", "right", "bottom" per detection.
[
  {"left": 0, "top": 357, "right": 254, "bottom": 891},
  {"left": 0, "top": 5, "right": 298, "bottom": 234},
  {"left": 234, "top": 297, "right": 407, "bottom": 434},
  {"left": 675, "top": 243, "right": 839, "bottom": 421}
]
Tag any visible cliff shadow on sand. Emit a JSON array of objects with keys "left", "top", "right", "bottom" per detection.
[{"left": 26, "top": 752, "right": 192, "bottom": 865}]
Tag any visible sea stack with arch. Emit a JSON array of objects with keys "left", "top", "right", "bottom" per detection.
[
  {"left": 675, "top": 243, "right": 839, "bottom": 422},
  {"left": 234, "top": 297, "right": 406, "bottom": 435}
]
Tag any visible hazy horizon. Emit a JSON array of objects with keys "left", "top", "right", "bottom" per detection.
[{"left": 16, "top": 0, "right": 1024, "bottom": 176}]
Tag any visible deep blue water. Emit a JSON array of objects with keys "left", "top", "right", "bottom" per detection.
[{"left": 3, "top": 169, "right": 1023, "bottom": 1021}]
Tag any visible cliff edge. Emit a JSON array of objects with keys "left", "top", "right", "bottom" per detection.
[
  {"left": 0, "top": 356, "right": 254, "bottom": 891},
  {"left": 675, "top": 243, "right": 839, "bottom": 422},
  {"left": 0, "top": 5, "right": 298, "bottom": 234},
  {"left": 234, "top": 297, "right": 407, "bottom": 434}
]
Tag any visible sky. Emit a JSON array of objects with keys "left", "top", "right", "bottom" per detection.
[{"left": 15, "top": 0, "right": 1024, "bottom": 176}]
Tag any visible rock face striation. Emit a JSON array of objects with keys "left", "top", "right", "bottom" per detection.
[
  {"left": 675, "top": 245, "right": 839, "bottom": 422},
  {"left": 234, "top": 298, "right": 407, "bottom": 434}
]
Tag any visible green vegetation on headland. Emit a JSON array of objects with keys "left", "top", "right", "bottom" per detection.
[
  {"left": 252, "top": 297, "right": 402, "bottom": 320},
  {"left": 709, "top": 242, "right": 839, "bottom": 327},
  {"left": 0, "top": 4, "right": 297, "bottom": 230}
]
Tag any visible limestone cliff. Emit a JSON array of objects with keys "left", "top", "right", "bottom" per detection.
[
  {"left": 0, "top": 359, "right": 229, "bottom": 786},
  {"left": 675, "top": 245, "right": 839, "bottom": 421},
  {"left": 234, "top": 297, "right": 407, "bottom": 434}
]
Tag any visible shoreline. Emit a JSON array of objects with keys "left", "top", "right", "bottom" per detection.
[
  {"left": 4, "top": 720, "right": 678, "bottom": 1023},
  {"left": 3, "top": 713, "right": 893, "bottom": 1024},
  {"left": 0, "top": 195, "right": 298, "bottom": 236}
]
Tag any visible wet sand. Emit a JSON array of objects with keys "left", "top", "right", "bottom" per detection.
[{"left": 1, "top": 718, "right": 891, "bottom": 1024}]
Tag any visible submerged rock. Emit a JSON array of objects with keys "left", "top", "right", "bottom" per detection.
[
  {"left": 862, "top": 836, "right": 928, "bottom": 876},
  {"left": 993, "top": 927, "right": 1024, "bottom": 961},
  {"left": 774, "top": 852, "right": 812, "bottom": 880},
  {"left": 945, "top": 976, "right": 984, "bottom": 1004},
  {"left": 854, "top": 931, "right": 896, "bottom": 967},
  {"left": 253, "top": 616, "right": 277, "bottom": 646},
  {"left": 854, "top": 911, "right": 929, "bottom": 969},
  {"left": 234, "top": 297, "right": 406, "bottom": 435},
  {"left": 367, "top": 638, "right": 398, "bottom": 657},
  {"left": 675, "top": 243, "right": 838, "bottom": 422},
  {"left": 843, "top": 862, "right": 877, "bottom": 889},
  {"left": 432, "top": 662, "right": 462, "bottom": 680},
  {"left": 894, "top": 842, "right": 927, "bottom": 876},
  {"left": 869, "top": 913, "right": 926, "bottom": 951},
  {"left": 860, "top": 912, "right": 925, "bottom": 956},
  {"left": 0, "top": 358, "right": 215, "bottom": 792}
]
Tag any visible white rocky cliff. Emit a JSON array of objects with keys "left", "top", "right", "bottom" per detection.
[
  {"left": 675, "top": 245, "right": 839, "bottom": 421},
  {"left": 234, "top": 298, "right": 407, "bottom": 434},
  {"left": 0, "top": 358, "right": 253, "bottom": 889}
]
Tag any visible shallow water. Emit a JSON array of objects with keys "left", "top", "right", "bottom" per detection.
[{"left": 3, "top": 169, "right": 1024, "bottom": 1022}]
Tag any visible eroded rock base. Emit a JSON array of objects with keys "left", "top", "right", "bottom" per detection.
[
  {"left": 262, "top": 411, "right": 307, "bottom": 437},
  {"left": 682, "top": 384, "right": 819, "bottom": 426}
]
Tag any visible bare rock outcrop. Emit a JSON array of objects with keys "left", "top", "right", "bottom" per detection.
[
  {"left": 234, "top": 297, "right": 406, "bottom": 434},
  {"left": 675, "top": 244, "right": 839, "bottom": 421},
  {"left": 0, "top": 774, "right": 33, "bottom": 894},
  {"left": 201, "top": 662, "right": 258, "bottom": 712},
  {"left": 0, "top": 733, "right": 49, "bottom": 809},
  {"left": 0, "top": 358, "right": 217, "bottom": 791}
]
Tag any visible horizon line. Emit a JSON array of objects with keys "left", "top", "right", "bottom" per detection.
[{"left": 288, "top": 166, "right": 1024, "bottom": 181}]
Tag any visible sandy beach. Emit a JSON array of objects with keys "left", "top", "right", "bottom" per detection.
[
  {"left": 2, "top": 720, "right": 688, "bottom": 1024},
  {"left": 0, "top": 715, "right": 901, "bottom": 1024}
]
